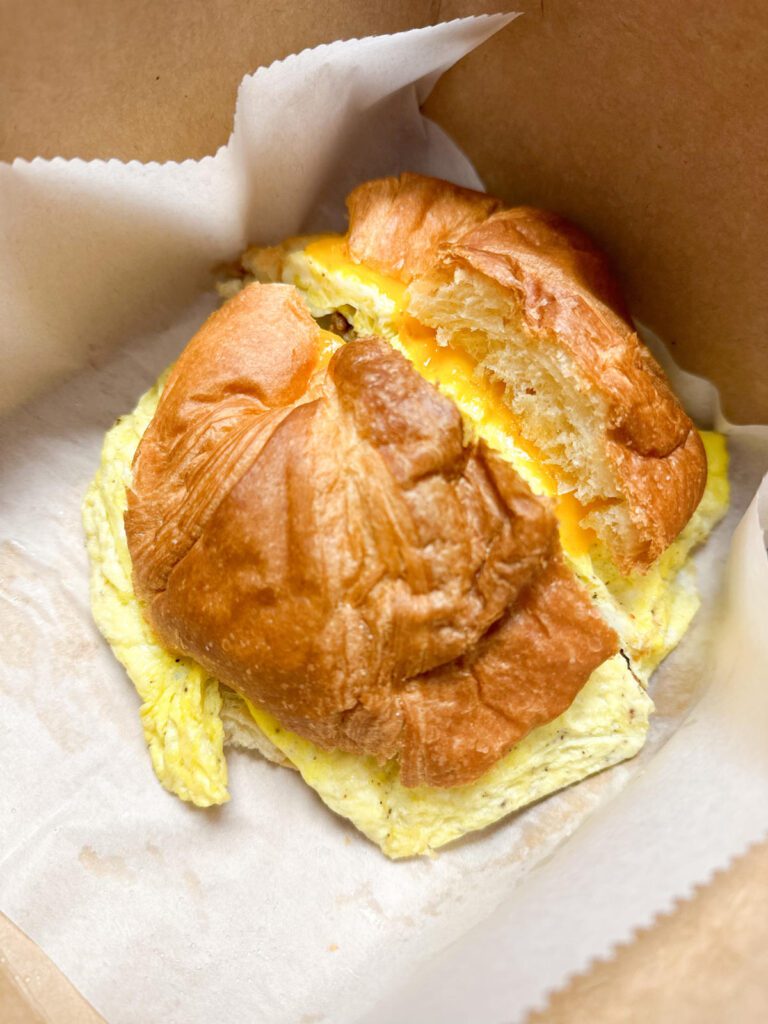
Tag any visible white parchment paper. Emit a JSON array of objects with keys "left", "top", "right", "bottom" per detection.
[{"left": 1, "top": 17, "right": 767, "bottom": 1024}]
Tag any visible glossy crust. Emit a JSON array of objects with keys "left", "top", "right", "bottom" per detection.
[
  {"left": 347, "top": 172, "right": 502, "bottom": 282},
  {"left": 126, "top": 284, "right": 617, "bottom": 788},
  {"left": 345, "top": 174, "right": 707, "bottom": 571}
]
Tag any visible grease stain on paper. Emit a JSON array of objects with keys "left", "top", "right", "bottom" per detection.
[
  {"left": 79, "top": 845, "right": 136, "bottom": 882},
  {"left": 336, "top": 882, "right": 415, "bottom": 928}
]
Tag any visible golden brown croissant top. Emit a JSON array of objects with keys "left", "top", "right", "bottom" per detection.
[{"left": 126, "top": 283, "right": 617, "bottom": 787}]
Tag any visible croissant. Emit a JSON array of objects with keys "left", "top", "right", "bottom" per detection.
[{"left": 125, "top": 283, "right": 617, "bottom": 787}]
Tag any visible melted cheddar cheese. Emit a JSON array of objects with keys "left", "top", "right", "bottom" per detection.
[{"left": 304, "top": 235, "right": 598, "bottom": 556}]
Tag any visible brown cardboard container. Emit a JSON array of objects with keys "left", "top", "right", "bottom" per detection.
[{"left": 2, "top": 2, "right": 767, "bottom": 1021}]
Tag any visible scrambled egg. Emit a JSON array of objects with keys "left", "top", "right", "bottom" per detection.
[
  {"left": 82, "top": 247, "right": 729, "bottom": 857},
  {"left": 245, "top": 656, "right": 648, "bottom": 857},
  {"left": 82, "top": 372, "right": 230, "bottom": 807}
]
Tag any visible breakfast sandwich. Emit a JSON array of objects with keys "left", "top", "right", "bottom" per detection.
[{"left": 83, "top": 173, "right": 729, "bottom": 857}]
